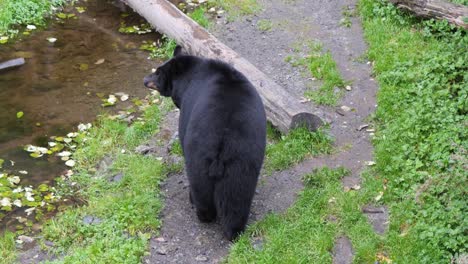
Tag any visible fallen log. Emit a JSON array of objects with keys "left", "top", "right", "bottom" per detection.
[
  {"left": 125, "top": 0, "right": 326, "bottom": 133},
  {"left": 0, "top": 58, "right": 25, "bottom": 72},
  {"left": 388, "top": 0, "right": 468, "bottom": 29}
]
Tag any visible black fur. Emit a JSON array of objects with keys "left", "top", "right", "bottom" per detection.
[{"left": 143, "top": 46, "right": 266, "bottom": 240}]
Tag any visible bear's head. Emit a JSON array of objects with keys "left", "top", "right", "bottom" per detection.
[{"left": 143, "top": 45, "right": 184, "bottom": 97}]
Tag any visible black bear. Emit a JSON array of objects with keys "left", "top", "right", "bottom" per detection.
[{"left": 144, "top": 46, "right": 266, "bottom": 240}]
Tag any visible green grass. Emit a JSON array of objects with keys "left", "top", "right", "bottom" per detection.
[
  {"left": 286, "top": 41, "right": 347, "bottom": 106},
  {"left": 189, "top": 7, "right": 210, "bottom": 28},
  {"left": 209, "top": 0, "right": 260, "bottom": 19},
  {"left": 140, "top": 35, "right": 177, "bottom": 60},
  {"left": 448, "top": 0, "right": 468, "bottom": 5},
  {"left": 0, "top": 0, "right": 67, "bottom": 37},
  {"left": 265, "top": 126, "right": 334, "bottom": 173},
  {"left": 32, "top": 98, "right": 175, "bottom": 262},
  {"left": 359, "top": 0, "right": 467, "bottom": 262},
  {"left": 170, "top": 140, "right": 183, "bottom": 156},
  {"left": 42, "top": 155, "right": 165, "bottom": 263},
  {"left": 257, "top": 19, "right": 273, "bottom": 31},
  {"left": 226, "top": 167, "right": 380, "bottom": 263},
  {"left": 0, "top": 231, "right": 16, "bottom": 264}
]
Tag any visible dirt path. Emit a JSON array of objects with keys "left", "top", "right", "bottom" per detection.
[{"left": 145, "top": 0, "right": 386, "bottom": 263}]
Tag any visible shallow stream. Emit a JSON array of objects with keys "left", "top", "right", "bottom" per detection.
[{"left": 0, "top": 0, "right": 161, "bottom": 229}]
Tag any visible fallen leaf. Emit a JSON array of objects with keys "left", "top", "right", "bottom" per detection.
[
  {"left": 78, "top": 123, "right": 92, "bottom": 131},
  {"left": 67, "top": 132, "right": 78, "bottom": 138},
  {"left": 358, "top": 124, "right": 369, "bottom": 131},
  {"left": 16, "top": 216, "right": 27, "bottom": 223},
  {"left": 376, "top": 253, "right": 392, "bottom": 263},
  {"left": 375, "top": 191, "right": 384, "bottom": 202},
  {"left": 75, "top": 6, "right": 86, "bottom": 13},
  {"left": 16, "top": 111, "right": 24, "bottom": 119},
  {"left": 13, "top": 199, "right": 22, "bottom": 207},
  {"left": 79, "top": 63, "right": 89, "bottom": 71},
  {"left": 56, "top": 13, "right": 67, "bottom": 19},
  {"left": 8, "top": 176, "right": 20, "bottom": 184},
  {"left": 0, "top": 197, "right": 11, "bottom": 207},
  {"left": 30, "top": 152, "right": 43, "bottom": 158},
  {"left": 120, "top": 94, "right": 129, "bottom": 101},
  {"left": 57, "top": 151, "right": 71, "bottom": 157},
  {"left": 25, "top": 207, "right": 35, "bottom": 215},
  {"left": 107, "top": 95, "right": 117, "bottom": 104},
  {"left": 65, "top": 160, "right": 76, "bottom": 167},
  {"left": 0, "top": 36, "right": 9, "bottom": 44},
  {"left": 94, "top": 58, "right": 105, "bottom": 65}
]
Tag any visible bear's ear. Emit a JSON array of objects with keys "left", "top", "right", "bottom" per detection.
[{"left": 173, "top": 45, "right": 183, "bottom": 57}]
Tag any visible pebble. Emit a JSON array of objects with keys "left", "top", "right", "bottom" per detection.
[
  {"left": 83, "top": 215, "right": 102, "bottom": 225},
  {"left": 109, "top": 173, "right": 124, "bottom": 182},
  {"left": 195, "top": 255, "right": 208, "bottom": 262},
  {"left": 44, "top": 240, "right": 54, "bottom": 247},
  {"left": 18, "top": 235, "right": 34, "bottom": 243},
  {"left": 340, "top": 105, "right": 352, "bottom": 112},
  {"left": 156, "top": 246, "right": 168, "bottom": 255},
  {"left": 155, "top": 237, "right": 166, "bottom": 242}
]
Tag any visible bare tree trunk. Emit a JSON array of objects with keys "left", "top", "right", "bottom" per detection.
[
  {"left": 124, "top": 0, "right": 327, "bottom": 133},
  {"left": 388, "top": 0, "right": 468, "bottom": 29}
]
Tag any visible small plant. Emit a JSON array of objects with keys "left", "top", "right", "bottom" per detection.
[
  {"left": 0, "top": 0, "right": 69, "bottom": 39},
  {"left": 208, "top": 0, "right": 261, "bottom": 19},
  {"left": 264, "top": 126, "right": 333, "bottom": 173},
  {"left": 170, "top": 141, "right": 183, "bottom": 156},
  {"left": 303, "top": 42, "right": 347, "bottom": 106},
  {"left": 189, "top": 7, "right": 210, "bottom": 28},
  {"left": 340, "top": 6, "right": 355, "bottom": 28},
  {"left": 339, "top": 16, "right": 352, "bottom": 28},
  {"left": 140, "top": 36, "right": 177, "bottom": 60},
  {"left": 118, "top": 22, "right": 152, "bottom": 34},
  {"left": 285, "top": 41, "right": 347, "bottom": 106},
  {"left": 257, "top": 19, "right": 273, "bottom": 31}
]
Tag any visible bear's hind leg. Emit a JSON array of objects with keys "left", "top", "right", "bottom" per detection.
[{"left": 190, "top": 180, "right": 217, "bottom": 223}]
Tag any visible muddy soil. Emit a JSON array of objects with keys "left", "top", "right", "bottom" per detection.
[{"left": 143, "top": 0, "right": 385, "bottom": 263}]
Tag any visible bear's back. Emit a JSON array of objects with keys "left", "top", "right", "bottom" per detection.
[{"left": 181, "top": 59, "right": 266, "bottom": 170}]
